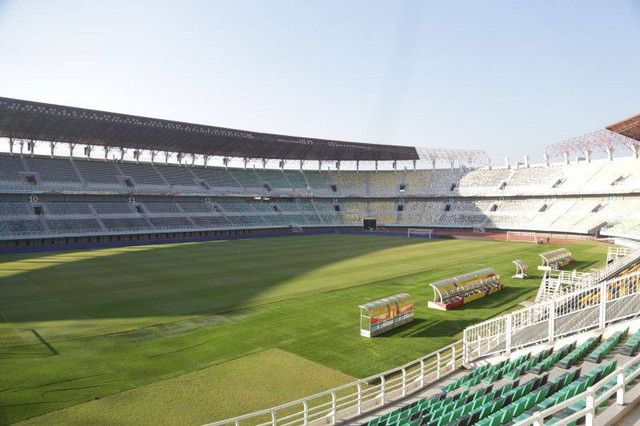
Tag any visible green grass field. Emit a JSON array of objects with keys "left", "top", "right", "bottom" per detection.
[{"left": 0, "top": 234, "right": 608, "bottom": 425}]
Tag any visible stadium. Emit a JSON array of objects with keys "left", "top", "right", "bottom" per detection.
[
  {"left": 2, "top": 95, "right": 640, "bottom": 426},
  {"left": 2, "top": 3, "right": 640, "bottom": 426}
]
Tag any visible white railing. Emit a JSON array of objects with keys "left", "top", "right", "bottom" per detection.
[
  {"left": 607, "top": 246, "right": 635, "bottom": 262},
  {"left": 464, "top": 270, "right": 640, "bottom": 362},
  {"left": 583, "top": 249, "right": 640, "bottom": 285},
  {"left": 535, "top": 249, "right": 640, "bottom": 302},
  {"left": 206, "top": 340, "right": 464, "bottom": 426},
  {"left": 512, "top": 350, "right": 640, "bottom": 426}
]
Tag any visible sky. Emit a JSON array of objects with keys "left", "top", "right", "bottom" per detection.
[{"left": 0, "top": 0, "right": 639, "bottom": 166}]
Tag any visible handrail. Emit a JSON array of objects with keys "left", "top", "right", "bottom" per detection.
[
  {"left": 205, "top": 340, "right": 463, "bottom": 426},
  {"left": 464, "top": 268, "right": 640, "bottom": 361}
]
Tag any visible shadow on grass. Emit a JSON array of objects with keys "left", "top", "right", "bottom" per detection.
[
  {"left": 382, "top": 318, "right": 483, "bottom": 339},
  {"left": 0, "top": 234, "right": 432, "bottom": 324}
]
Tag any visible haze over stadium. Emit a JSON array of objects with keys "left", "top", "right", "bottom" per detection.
[{"left": 2, "top": 2, "right": 640, "bottom": 426}]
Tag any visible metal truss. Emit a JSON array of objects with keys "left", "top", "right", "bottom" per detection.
[
  {"left": 545, "top": 129, "right": 639, "bottom": 161},
  {"left": 417, "top": 148, "right": 491, "bottom": 168}
]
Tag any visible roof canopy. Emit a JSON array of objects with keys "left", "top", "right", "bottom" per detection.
[
  {"left": 359, "top": 293, "right": 413, "bottom": 313},
  {"left": 430, "top": 268, "right": 497, "bottom": 292},
  {"left": 607, "top": 112, "right": 640, "bottom": 141},
  {"left": 539, "top": 248, "right": 573, "bottom": 263},
  {"left": 0, "top": 97, "right": 420, "bottom": 162}
]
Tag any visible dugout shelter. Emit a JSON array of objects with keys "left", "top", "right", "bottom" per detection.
[{"left": 359, "top": 293, "right": 414, "bottom": 337}]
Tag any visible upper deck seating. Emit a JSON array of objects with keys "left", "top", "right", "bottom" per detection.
[
  {"left": 229, "top": 169, "right": 262, "bottom": 188},
  {"left": 155, "top": 164, "right": 198, "bottom": 187},
  {"left": 74, "top": 159, "right": 123, "bottom": 185},
  {"left": 283, "top": 170, "right": 308, "bottom": 189},
  {"left": 24, "top": 156, "right": 80, "bottom": 183},
  {"left": 304, "top": 171, "right": 332, "bottom": 189},
  {"left": 368, "top": 171, "right": 402, "bottom": 191},
  {"left": 331, "top": 172, "right": 366, "bottom": 191},
  {"left": 117, "top": 162, "right": 166, "bottom": 186},
  {"left": 509, "top": 166, "right": 566, "bottom": 188},
  {"left": 458, "top": 168, "right": 511, "bottom": 189},
  {"left": 255, "top": 170, "right": 290, "bottom": 188},
  {"left": 0, "top": 155, "right": 26, "bottom": 182},
  {"left": 190, "top": 167, "right": 240, "bottom": 188},
  {"left": 431, "top": 169, "right": 464, "bottom": 192},
  {"left": 403, "top": 171, "right": 430, "bottom": 191}
]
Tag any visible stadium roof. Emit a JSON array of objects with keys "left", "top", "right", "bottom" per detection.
[
  {"left": 0, "top": 97, "right": 419, "bottom": 162},
  {"left": 607, "top": 112, "right": 640, "bottom": 141}
]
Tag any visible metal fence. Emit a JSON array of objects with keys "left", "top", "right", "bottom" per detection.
[
  {"left": 464, "top": 270, "right": 640, "bottom": 362},
  {"left": 206, "top": 341, "right": 464, "bottom": 426}
]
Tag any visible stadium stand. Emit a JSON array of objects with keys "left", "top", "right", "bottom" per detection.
[
  {"left": 117, "top": 162, "right": 166, "bottom": 186},
  {"left": 4, "top": 98, "right": 640, "bottom": 425},
  {"left": 74, "top": 159, "right": 123, "bottom": 185},
  {"left": 303, "top": 170, "right": 333, "bottom": 190},
  {"left": 368, "top": 171, "right": 403, "bottom": 191},
  {"left": 190, "top": 167, "right": 241, "bottom": 188},
  {"left": 332, "top": 171, "right": 367, "bottom": 192},
  {"left": 255, "top": 169, "right": 290, "bottom": 189},
  {"left": 2, "top": 153, "right": 640, "bottom": 240},
  {"left": 0, "top": 200, "right": 31, "bottom": 216},
  {"left": 46, "top": 202, "right": 93, "bottom": 215},
  {"left": 46, "top": 218, "right": 103, "bottom": 233},
  {"left": 178, "top": 202, "right": 214, "bottom": 213},
  {"left": 189, "top": 216, "right": 230, "bottom": 228},
  {"left": 228, "top": 169, "right": 262, "bottom": 189},
  {"left": 283, "top": 170, "right": 309, "bottom": 190},
  {"left": 0, "top": 154, "right": 26, "bottom": 182},
  {"left": 24, "top": 156, "right": 81, "bottom": 183},
  {"left": 101, "top": 217, "right": 150, "bottom": 231},
  {"left": 91, "top": 202, "right": 135, "bottom": 215},
  {"left": 458, "top": 168, "right": 512, "bottom": 189},
  {"left": 142, "top": 202, "right": 182, "bottom": 214},
  {"left": 154, "top": 163, "right": 199, "bottom": 187},
  {"left": 509, "top": 165, "right": 566, "bottom": 188}
]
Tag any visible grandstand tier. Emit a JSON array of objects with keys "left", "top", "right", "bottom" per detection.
[{"left": 3, "top": 154, "right": 640, "bottom": 245}]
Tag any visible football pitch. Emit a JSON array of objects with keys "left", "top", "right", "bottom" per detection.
[{"left": 0, "top": 234, "right": 608, "bottom": 425}]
